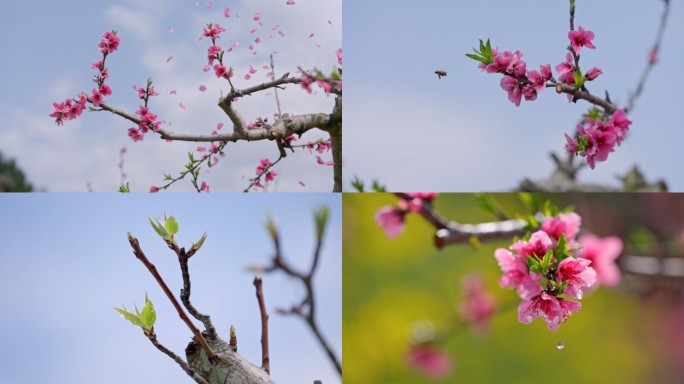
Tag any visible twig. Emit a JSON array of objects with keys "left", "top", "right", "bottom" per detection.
[
  {"left": 126, "top": 233, "right": 217, "bottom": 362},
  {"left": 264, "top": 220, "right": 342, "bottom": 375},
  {"left": 167, "top": 240, "right": 219, "bottom": 340},
  {"left": 393, "top": 193, "right": 526, "bottom": 248},
  {"left": 270, "top": 54, "right": 283, "bottom": 118},
  {"left": 626, "top": 0, "right": 671, "bottom": 113},
  {"left": 146, "top": 330, "right": 209, "bottom": 384},
  {"left": 253, "top": 276, "right": 270, "bottom": 374},
  {"left": 394, "top": 193, "right": 450, "bottom": 230}
]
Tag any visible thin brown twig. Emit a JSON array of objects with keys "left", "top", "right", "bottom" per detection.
[
  {"left": 264, "top": 220, "right": 342, "bottom": 375},
  {"left": 164, "top": 239, "right": 219, "bottom": 340},
  {"left": 126, "top": 233, "right": 217, "bottom": 362},
  {"left": 146, "top": 331, "right": 209, "bottom": 384},
  {"left": 392, "top": 194, "right": 527, "bottom": 248},
  {"left": 253, "top": 276, "right": 270, "bottom": 374},
  {"left": 626, "top": 0, "right": 670, "bottom": 113}
]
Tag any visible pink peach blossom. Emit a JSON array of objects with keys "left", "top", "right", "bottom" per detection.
[
  {"left": 541, "top": 212, "right": 581, "bottom": 242},
  {"left": 556, "top": 257, "right": 597, "bottom": 299},
  {"left": 374, "top": 206, "right": 406, "bottom": 239},
  {"left": 578, "top": 234, "right": 622, "bottom": 287},
  {"left": 494, "top": 248, "right": 542, "bottom": 300},
  {"left": 406, "top": 345, "right": 453, "bottom": 379},
  {"left": 568, "top": 26, "right": 596, "bottom": 54},
  {"left": 518, "top": 292, "right": 581, "bottom": 332}
]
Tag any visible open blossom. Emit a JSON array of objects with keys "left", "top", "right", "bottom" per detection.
[
  {"left": 203, "top": 23, "right": 226, "bottom": 39},
  {"left": 518, "top": 292, "right": 582, "bottom": 332},
  {"left": 50, "top": 94, "right": 88, "bottom": 125},
  {"left": 374, "top": 206, "right": 406, "bottom": 239},
  {"left": 568, "top": 26, "right": 596, "bottom": 54},
  {"left": 556, "top": 257, "right": 597, "bottom": 299},
  {"left": 494, "top": 248, "right": 542, "bottom": 300},
  {"left": 98, "top": 31, "right": 120, "bottom": 54},
  {"left": 457, "top": 275, "right": 496, "bottom": 333},
  {"left": 541, "top": 212, "right": 581, "bottom": 242},
  {"left": 214, "top": 64, "right": 228, "bottom": 78},
  {"left": 565, "top": 109, "right": 630, "bottom": 168},
  {"left": 89, "top": 89, "right": 104, "bottom": 107},
  {"left": 500, "top": 76, "right": 522, "bottom": 107},
  {"left": 577, "top": 234, "right": 622, "bottom": 287},
  {"left": 336, "top": 48, "right": 342, "bottom": 66},
  {"left": 487, "top": 50, "right": 526, "bottom": 77},
  {"left": 406, "top": 345, "right": 453, "bottom": 379},
  {"left": 510, "top": 230, "right": 554, "bottom": 260}
]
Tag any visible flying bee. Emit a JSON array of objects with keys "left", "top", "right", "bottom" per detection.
[{"left": 434, "top": 70, "right": 447, "bottom": 79}]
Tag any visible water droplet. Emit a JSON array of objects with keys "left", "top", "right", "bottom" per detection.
[{"left": 556, "top": 342, "right": 565, "bottom": 350}]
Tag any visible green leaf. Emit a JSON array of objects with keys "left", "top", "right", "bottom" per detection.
[
  {"left": 371, "top": 180, "right": 386, "bottom": 192},
  {"left": 114, "top": 307, "right": 144, "bottom": 328},
  {"left": 140, "top": 294, "right": 156, "bottom": 330},
  {"left": 518, "top": 193, "right": 540, "bottom": 215},
  {"left": 148, "top": 217, "right": 168, "bottom": 238},
  {"left": 313, "top": 205, "right": 330, "bottom": 241},
  {"left": 192, "top": 231, "right": 207, "bottom": 251},
  {"left": 541, "top": 250, "right": 553, "bottom": 272},
  {"left": 164, "top": 216, "right": 179, "bottom": 234},
  {"left": 264, "top": 213, "right": 278, "bottom": 242},
  {"left": 526, "top": 255, "right": 542, "bottom": 273},
  {"left": 556, "top": 233, "right": 568, "bottom": 253},
  {"left": 118, "top": 183, "right": 131, "bottom": 193},
  {"left": 573, "top": 69, "right": 586, "bottom": 88},
  {"left": 351, "top": 176, "right": 364, "bottom": 192}
]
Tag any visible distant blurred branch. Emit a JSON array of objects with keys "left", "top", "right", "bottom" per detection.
[{"left": 259, "top": 208, "right": 342, "bottom": 376}]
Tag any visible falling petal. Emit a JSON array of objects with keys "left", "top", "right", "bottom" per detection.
[
  {"left": 199, "top": 85, "right": 207, "bottom": 92},
  {"left": 166, "top": 56, "right": 173, "bottom": 63},
  {"left": 299, "top": 181, "right": 305, "bottom": 187},
  {"left": 253, "top": 12, "right": 261, "bottom": 21},
  {"left": 168, "top": 27, "right": 174, "bottom": 32},
  {"left": 170, "top": 89, "right": 177, "bottom": 95},
  {"left": 224, "top": 7, "right": 230, "bottom": 17},
  {"left": 328, "top": 20, "right": 333, "bottom": 26},
  {"left": 287, "top": 0, "right": 295, "bottom": 4},
  {"left": 308, "top": 33, "right": 314, "bottom": 38},
  {"left": 179, "top": 102, "right": 186, "bottom": 109},
  {"left": 206, "top": 2, "right": 212, "bottom": 8}
]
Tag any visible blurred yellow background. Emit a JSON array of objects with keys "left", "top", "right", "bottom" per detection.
[{"left": 343, "top": 193, "right": 682, "bottom": 384}]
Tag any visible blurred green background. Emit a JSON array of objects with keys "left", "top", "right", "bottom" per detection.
[{"left": 343, "top": 193, "right": 683, "bottom": 384}]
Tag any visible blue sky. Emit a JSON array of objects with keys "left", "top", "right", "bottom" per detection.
[
  {"left": 0, "top": 193, "right": 341, "bottom": 383},
  {"left": 0, "top": 0, "right": 341, "bottom": 192},
  {"left": 344, "top": 0, "right": 684, "bottom": 191}
]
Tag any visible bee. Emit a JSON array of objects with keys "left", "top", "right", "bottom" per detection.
[{"left": 434, "top": 70, "right": 447, "bottom": 79}]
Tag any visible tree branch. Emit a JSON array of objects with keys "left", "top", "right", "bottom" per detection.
[
  {"left": 126, "top": 233, "right": 217, "bottom": 362},
  {"left": 166, "top": 240, "right": 219, "bottom": 340},
  {"left": 263, "top": 219, "right": 342, "bottom": 375},
  {"left": 253, "top": 276, "right": 270, "bottom": 374},
  {"left": 146, "top": 330, "right": 209, "bottom": 384}
]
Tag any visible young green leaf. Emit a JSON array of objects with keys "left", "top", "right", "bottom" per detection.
[
  {"left": 164, "top": 216, "right": 179, "bottom": 234},
  {"left": 140, "top": 295, "right": 157, "bottom": 330},
  {"left": 192, "top": 231, "right": 207, "bottom": 251},
  {"left": 313, "top": 205, "right": 330, "bottom": 240},
  {"left": 114, "top": 307, "right": 144, "bottom": 328},
  {"left": 148, "top": 217, "right": 169, "bottom": 238}
]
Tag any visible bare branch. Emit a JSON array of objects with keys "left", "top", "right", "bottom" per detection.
[
  {"left": 126, "top": 233, "right": 217, "bottom": 362},
  {"left": 146, "top": 330, "right": 209, "bottom": 384},
  {"left": 263, "top": 217, "right": 342, "bottom": 375},
  {"left": 253, "top": 276, "right": 270, "bottom": 374}
]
